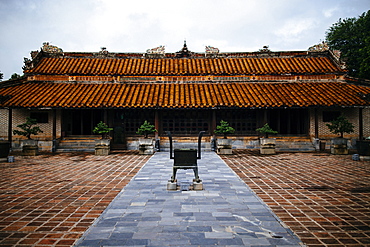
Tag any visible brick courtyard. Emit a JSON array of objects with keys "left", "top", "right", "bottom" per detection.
[
  {"left": 0, "top": 150, "right": 369, "bottom": 246},
  {"left": 222, "top": 150, "right": 370, "bottom": 247},
  {"left": 0, "top": 151, "right": 150, "bottom": 246}
]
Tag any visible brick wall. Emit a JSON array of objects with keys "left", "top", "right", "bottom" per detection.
[
  {"left": 0, "top": 109, "right": 9, "bottom": 139},
  {"left": 0, "top": 109, "right": 62, "bottom": 151},
  {"left": 309, "top": 107, "right": 369, "bottom": 140},
  {"left": 363, "top": 108, "right": 370, "bottom": 138}
]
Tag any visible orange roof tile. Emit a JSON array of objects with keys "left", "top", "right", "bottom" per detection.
[
  {"left": 1, "top": 82, "right": 369, "bottom": 109},
  {"left": 25, "top": 56, "right": 344, "bottom": 76}
]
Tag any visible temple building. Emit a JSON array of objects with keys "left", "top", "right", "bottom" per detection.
[{"left": 0, "top": 42, "right": 369, "bottom": 152}]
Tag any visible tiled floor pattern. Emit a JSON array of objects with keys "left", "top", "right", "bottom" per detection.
[
  {"left": 0, "top": 151, "right": 150, "bottom": 246},
  {"left": 75, "top": 152, "right": 302, "bottom": 246},
  {"left": 1, "top": 150, "right": 370, "bottom": 246},
  {"left": 221, "top": 150, "right": 370, "bottom": 247}
]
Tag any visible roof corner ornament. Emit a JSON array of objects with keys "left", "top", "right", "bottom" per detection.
[
  {"left": 308, "top": 41, "right": 329, "bottom": 52},
  {"left": 205, "top": 46, "right": 219, "bottom": 57},
  {"left": 23, "top": 49, "right": 43, "bottom": 71},
  {"left": 22, "top": 57, "right": 33, "bottom": 70},
  {"left": 41, "top": 42, "right": 63, "bottom": 54},
  {"left": 309, "top": 42, "right": 346, "bottom": 69},
  {"left": 144, "top": 45, "right": 165, "bottom": 58}
]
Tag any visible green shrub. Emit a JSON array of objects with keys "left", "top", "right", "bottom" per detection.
[
  {"left": 93, "top": 121, "right": 113, "bottom": 139},
  {"left": 215, "top": 120, "right": 235, "bottom": 139},
  {"left": 256, "top": 123, "right": 278, "bottom": 138},
  {"left": 136, "top": 120, "right": 157, "bottom": 138},
  {"left": 326, "top": 114, "right": 354, "bottom": 138},
  {"left": 13, "top": 117, "right": 43, "bottom": 139}
]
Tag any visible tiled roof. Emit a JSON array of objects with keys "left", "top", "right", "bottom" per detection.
[
  {"left": 1, "top": 82, "right": 369, "bottom": 109},
  {"left": 24, "top": 56, "right": 343, "bottom": 76}
]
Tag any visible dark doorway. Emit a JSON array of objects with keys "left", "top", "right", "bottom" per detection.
[
  {"left": 62, "top": 109, "right": 104, "bottom": 136},
  {"left": 269, "top": 109, "right": 308, "bottom": 135}
]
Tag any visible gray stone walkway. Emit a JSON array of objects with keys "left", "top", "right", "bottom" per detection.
[{"left": 74, "top": 152, "right": 303, "bottom": 247}]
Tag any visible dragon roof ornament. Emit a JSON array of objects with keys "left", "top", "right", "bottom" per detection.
[
  {"left": 41, "top": 42, "right": 63, "bottom": 53},
  {"left": 308, "top": 41, "right": 329, "bottom": 52}
]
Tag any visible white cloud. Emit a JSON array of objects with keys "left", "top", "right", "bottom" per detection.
[
  {"left": 323, "top": 7, "right": 339, "bottom": 18},
  {"left": 274, "top": 18, "right": 318, "bottom": 45},
  {"left": 0, "top": 0, "right": 369, "bottom": 79}
]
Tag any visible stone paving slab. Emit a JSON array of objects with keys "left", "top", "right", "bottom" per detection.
[{"left": 75, "top": 152, "right": 303, "bottom": 246}]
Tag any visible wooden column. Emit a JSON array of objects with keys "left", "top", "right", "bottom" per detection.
[
  {"left": 211, "top": 110, "right": 217, "bottom": 135},
  {"left": 314, "top": 108, "right": 319, "bottom": 138},
  {"left": 155, "top": 110, "right": 159, "bottom": 139},
  {"left": 8, "top": 108, "right": 12, "bottom": 143},
  {"left": 359, "top": 108, "right": 363, "bottom": 140},
  {"left": 52, "top": 109, "right": 57, "bottom": 140}
]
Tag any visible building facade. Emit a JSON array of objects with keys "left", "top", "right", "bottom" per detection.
[{"left": 1, "top": 42, "right": 369, "bottom": 152}]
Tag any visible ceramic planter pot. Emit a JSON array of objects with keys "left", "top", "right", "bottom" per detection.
[
  {"left": 331, "top": 138, "right": 348, "bottom": 155},
  {"left": 138, "top": 138, "right": 154, "bottom": 155},
  {"left": 95, "top": 139, "right": 111, "bottom": 146},
  {"left": 216, "top": 138, "right": 232, "bottom": 154},
  {"left": 22, "top": 139, "right": 38, "bottom": 156},
  {"left": 260, "top": 138, "right": 276, "bottom": 154},
  {"left": 95, "top": 139, "right": 110, "bottom": 156}
]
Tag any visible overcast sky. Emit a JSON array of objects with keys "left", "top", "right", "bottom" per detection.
[{"left": 0, "top": 0, "right": 368, "bottom": 79}]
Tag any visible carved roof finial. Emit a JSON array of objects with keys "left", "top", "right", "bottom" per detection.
[{"left": 175, "top": 40, "right": 192, "bottom": 58}]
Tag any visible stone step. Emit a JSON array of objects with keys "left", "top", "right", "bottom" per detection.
[
  {"left": 276, "top": 141, "right": 315, "bottom": 152},
  {"left": 56, "top": 148, "right": 94, "bottom": 153},
  {"left": 56, "top": 138, "right": 96, "bottom": 152}
]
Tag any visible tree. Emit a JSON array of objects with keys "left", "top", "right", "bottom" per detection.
[
  {"left": 256, "top": 123, "right": 278, "bottom": 138},
  {"left": 10, "top": 73, "right": 21, "bottom": 80},
  {"left": 214, "top": 120, "right": 235, "bottom": 139},
  {"left": 13, "top": 117, "right": 43, "bottom": 139},
  {"left": 326, "top": 114, "right": 354, "bottom": 138},
  {"left": 93, "top": 121, "right": 113, "bottom": 139},
  {"left": 0, "top": 71, "right": 3, "bottom": 81},
  {"left": 326, "top": 10, "right": 370, "bottom": 79},
  {"left": 136, "top": 120, "right": 157, "bottom": 138}
]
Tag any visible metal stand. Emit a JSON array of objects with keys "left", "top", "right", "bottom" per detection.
[{"left": 167, "top": 131, "right": 205, "bottom": 190}]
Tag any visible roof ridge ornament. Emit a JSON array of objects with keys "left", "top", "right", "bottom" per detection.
[
  {"left": 94, "top": 47, "right": 115, "bottom": 58},
  {"left": 175, "top": 41, "right": 193, "bottom": 58},
  {"left": 258, "top": 45, "right": 271, "bottom": 53},
  {"left": 308, "top": 41, "right": 329, "bottom": 52},
  {"left": 41, "top": 42, "right": 63, "bottom": 54},
  {"left": 205, "top": 46, "right": 219, "bottom": 57},
  {"left": 144, "top": 45, "right": 165, "bottom": 58}
]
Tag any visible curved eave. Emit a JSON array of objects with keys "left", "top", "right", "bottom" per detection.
[{"left": 1, "top": 81, "right": 369, "bottom": 109}]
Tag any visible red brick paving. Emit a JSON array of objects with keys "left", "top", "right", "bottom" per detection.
[
  {"left": 1, "top": 150, "right": 370, "bottom": 247},
  {"left": 0, "top": 151, "right": 150, "bottom": 246},
  {"left": 222, "top": 150, "right": 370, "bottom": 247}
]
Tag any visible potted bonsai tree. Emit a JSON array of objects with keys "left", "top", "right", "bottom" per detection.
[
  {"left": 214, "top": 120, "right": 235, "bottom": 154},
  {"left": 13, "top": 117, "right": 43, "bottom": 156},
  {"left": 136, "top": 120, "right": 157, "bottom": 154},
  {"left": 326, "top": 114, "right": 354, "bottom": 155},
  {"left": 93, "top": 121, "right": 113, "bottom": 155},
  {"left": 256, "top": 123, "right": 278, "bottom": 154}
]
